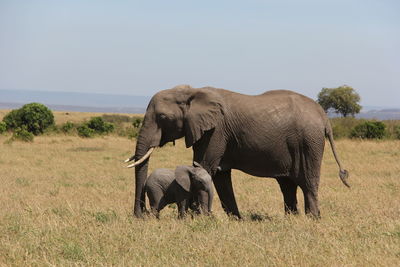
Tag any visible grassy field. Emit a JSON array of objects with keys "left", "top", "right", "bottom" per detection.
[{"left": 0, "top": 111, "right": 399, "bottom": 266}]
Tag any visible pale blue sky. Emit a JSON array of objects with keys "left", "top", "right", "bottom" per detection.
[{"left": 0, "top": 0, "right": 399, "bottom": 107}]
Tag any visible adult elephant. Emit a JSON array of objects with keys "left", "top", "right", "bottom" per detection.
[{"left": 125, "top": 85, "right": 349, "bottom": 219}]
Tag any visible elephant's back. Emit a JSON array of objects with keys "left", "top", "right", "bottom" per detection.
[
  {"left": 224, "top": 88, "right": 328, "bottom": 150},
  {"left": 259, "top": 90, "right": 320, "bottom": 108},
  {"left": 270, "top": 91, "right": 327, "bottom": 134},
  {"left": 216, "top": 88, "right": 329, "bottom": 136},
  {"left": 224, "top": 89, "right": 324, "bottom": 118},
  {"left": 146, "top": 168, "right": 175, "bottom": 191},
  {"left": 252, "top": 89, "right": 326, "bottom": 122}
]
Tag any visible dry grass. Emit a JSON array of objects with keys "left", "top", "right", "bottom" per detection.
[{"left": 0, "top": 112, "right": 399, "bottom": 266}]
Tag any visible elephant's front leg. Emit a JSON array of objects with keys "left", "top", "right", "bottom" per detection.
[
  {"left": 177, "top": 199, "right": 189, "bottom": 219},
  {"left": 196, "top": 190, "right": 210, "bottom": 215},
  {"left": 212, "top": 170, "right": 241, "bottom": 219}
]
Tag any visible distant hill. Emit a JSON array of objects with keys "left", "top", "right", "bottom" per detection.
[
  {"left": 0, "top": 89, "right": 150, "bottom": 113},
  {"left": 328, "top": 107, "right": 400, "bottom": 120},
  {"left": 326, "top": 106, "right": 400, "bottom": 120},
  {"left": 354, "top": 109, "right": 400, "bottom": 120}
]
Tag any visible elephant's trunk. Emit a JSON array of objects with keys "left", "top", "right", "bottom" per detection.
[
  {"left": 132, "top": 139, "right": 151, "bottom": 218},
  {"left": 132, "top": 112, "right": 161, "bottom": 218},
  {"left": 133, "top": 160, "right": 149, "bottom": 217},
  {"left": 198, "top": 185, "right": 214, "bottom": 215}
]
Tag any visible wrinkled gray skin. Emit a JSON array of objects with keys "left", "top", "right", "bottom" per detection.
[
  {"left": 130, "top": 85, "right": 349, "bottom": 219},
  {"left": 144, "top": 164, "right": 214, "bottom": 218}
]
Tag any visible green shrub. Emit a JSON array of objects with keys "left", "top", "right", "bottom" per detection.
[
  {"left": 383, "top": 121, "right": 400, "bottom": 139},
  {"left": 77, "top": 117, "right": 114, "bottom": 138},
  {"left": 332, "top": 123, "right": 349, "bottom": 139},
  {"left": 86, "top": 117, "right": 114, "bottom": 134},
  {"left": 12, "top": 127, "right": 34, "bottom": 142},
  {"left": 0, "top": 121, "right": 6, "bottom": 134},
  {"left": 126, "top": 126, "right": 140, "bottom": 139},
  {"left": 395, "top": 125, "right": 400, "bottom": 140},
  {"left": 2, "top": 103, "right": 54, "bottom": 135},
  {"left": 44, "top": 124, "right": 60, "bottom": 135},
  {"left": 132, "top": 117, "right": 143, "bottom": 128},
  {"left": 77, "top": 125, "right": 95, "bottom": 138},
  {"left": 350, "top": 121, "right": 387, "bottom": 139},
  {"left": 61, "top": 121, "right": 75, "bottom": 134},
  {"left": 3, "top": 109, "right": 21, "bottom": 130}
]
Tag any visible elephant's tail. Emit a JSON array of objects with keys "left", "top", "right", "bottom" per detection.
[{"left": 325, "top": 122, "right": 350, "bottom": 188}]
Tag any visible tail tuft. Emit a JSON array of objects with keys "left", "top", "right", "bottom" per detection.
[{"left": 339, "top": 170, "right": 350, "bottom": 188}]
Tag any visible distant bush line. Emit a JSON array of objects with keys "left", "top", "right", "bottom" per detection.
[
  {"left": 58, "top": 114, "right": 143, "bottom": 139},
  {"left": 1, "top": 103, "right": 143, "bottom": 142},
  {"left": 331, "top": 118, "right": 400, "bottom": 140},
  {"left": 2, "top": 103, "right": 400, "bottom": 142}
]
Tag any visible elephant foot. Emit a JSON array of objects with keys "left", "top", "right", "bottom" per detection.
[
  {"left": 305, "top": 212, "right": 321, "bottom": 220},
  {"left": 142, "top": 208, "right": 150, "bottom": 215},
  {"left": 133, "top": 210, "right": 144, "bottom": 219},
  {"left": 226, "top": 212, "right": 242, "bottom": 220},
  {"left": 178, "top": 213, "right": 187, "bottom": 219},
  {"left": 284, "top": 206, "right": 299, "bottom": 215},
  {"left": 285, "top": 210, "right": 299, "bottom": 216}
]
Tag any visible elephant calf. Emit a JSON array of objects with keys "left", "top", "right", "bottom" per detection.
[{"left": 144, "top": 162, "right": 214, "bottom": 218}]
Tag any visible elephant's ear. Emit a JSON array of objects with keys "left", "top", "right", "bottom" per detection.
[
  {"left": 193, "top": 168, "right": 213, "bottom": 187},
  {"left": 184, "top": 89, "right": 224, "bottom": 148},
  {"left": 175, "top": 165, "right": 193, "bottom": 192}
]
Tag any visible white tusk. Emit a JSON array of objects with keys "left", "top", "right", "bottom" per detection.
[
  {"left": 126, "top": 147, "right": 155, "bottom": 168},
  {"left": 124, "top": 154, "right": 136, "bottom": 163}
]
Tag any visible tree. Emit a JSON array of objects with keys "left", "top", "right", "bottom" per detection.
[{"left": 317, "top": 85, "right": 362, "bottom": 117}]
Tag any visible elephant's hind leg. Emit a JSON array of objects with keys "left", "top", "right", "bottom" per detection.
[
  {"left": 146, "top": 190, "right": 163, "bottom": 218},
  {"left": 277, "top": 178, "right": 299, "bottom": 215},
  {"left": 212, "top": 170, "right": 241, "bottom": 219},
  {"left": 298, "top": 137, "right": 323, "bottom": 218},
  {"left": 301, "top": 187, "right": 320, "bottom": 218},
  {"left": 154, "top": 197, "right": 169, "bottom": 219}
]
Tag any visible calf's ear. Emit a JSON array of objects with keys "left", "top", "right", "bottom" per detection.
[{"left": 174, "top": 166, "right": 193, "bottom": 192}]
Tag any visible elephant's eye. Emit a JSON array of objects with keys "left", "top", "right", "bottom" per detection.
[{"left": 159, "top": 114, "right": 168, "bottom": 120}]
